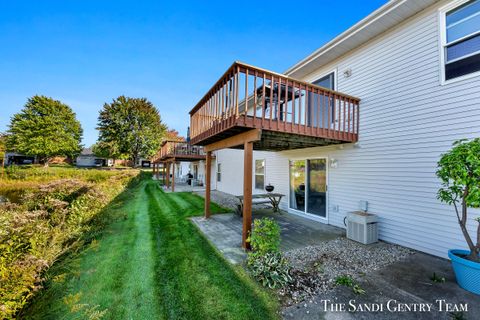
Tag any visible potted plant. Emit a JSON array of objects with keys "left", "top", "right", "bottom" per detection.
[
  {"left": 265, "top": 183, "right": 274, "bottom": 192},
  {"left": 437, "top": 138, "right": 480, "bottom": 295}
]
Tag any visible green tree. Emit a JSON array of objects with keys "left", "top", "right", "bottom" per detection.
[
  {"left": 437, "top": 138, "right": 480, "bottom": 262},
  {"left": 0, "top": 133, "right": 6, "bottom": 175},
  {"left": 7, "top": 96, "right": 83, "bottom": 166},
  {"left": 97, "top": 96, "right": 166, "bottom": 166}
]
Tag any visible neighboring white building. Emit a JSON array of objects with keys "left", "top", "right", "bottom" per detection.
[
  {"left": 195, "top": 0, "right": 480, "bottom": 258},
  {"left": 76, "top": 148, "right": 112, "bottom": 167},
  {"left": 4, "top": 152, "right": 36, "bottom": 165}
]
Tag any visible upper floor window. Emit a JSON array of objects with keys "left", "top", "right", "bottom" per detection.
[
  {"left": 313, "top": 72, "right": 335, "bottom": 90},
  {"left": 441, "top": 0, "right": 480, "bottom": 81},
  {"left": 308, "top": 71, "right": 336, "bottom": 127}
]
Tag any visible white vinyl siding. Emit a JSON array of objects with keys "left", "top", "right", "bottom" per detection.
[
  {"left": 214, "top": 149, "right": 273, "bottom": 196},
  {"left": 214, "top": 0, "right": 480, "bottom": 259}
]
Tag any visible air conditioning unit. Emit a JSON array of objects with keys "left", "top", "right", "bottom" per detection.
[{"left": 346, "top": 211, "right": 378, "bottom": 245}]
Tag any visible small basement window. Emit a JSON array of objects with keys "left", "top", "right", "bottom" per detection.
[
  {"left": 255, "top": 159, "right": 265, "bottom": 190},
  {"left": 441, "top": 0, "right": 480, "bottom": 81}
]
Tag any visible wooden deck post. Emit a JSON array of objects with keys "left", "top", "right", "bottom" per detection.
[
  {"left": 205, "top": 151, "right": 212, "bottom": 218},
  {"left": 166, "top": 162, "right": 170, "bottom": 188},
  {"left": 172, "top": 161, "right": 176, "bottom": 192},
  {"left": 162, "top": 163, "right": 165, "bottom": 184},
  {"left": 242, "top": 141, "right": 253, "bottom": 249}
]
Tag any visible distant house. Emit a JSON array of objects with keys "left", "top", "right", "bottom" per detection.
[
  {"left": 4, "top": 152, "right": 36, "bottom": 165},
  {"left": 135, "top": 158, "right": 152, "bottom": 168},
  {"left": 76, "top": 148, "right": 112, "bottom": 167}
]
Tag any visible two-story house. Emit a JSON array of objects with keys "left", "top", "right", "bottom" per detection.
[{"left": 189, "top": 0, "right": 480, "bottom": 258}]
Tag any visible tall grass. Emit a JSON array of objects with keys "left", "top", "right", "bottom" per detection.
[
  {"left": 0, "top": 166, "right": 140, "bottom": 319},
  {"left": 2, "top": 164, "right": 119, "bottom": 183}
]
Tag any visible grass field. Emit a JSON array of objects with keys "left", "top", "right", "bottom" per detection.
[{"left": 21, "top": 177, "right": 279, "bottom": 319}]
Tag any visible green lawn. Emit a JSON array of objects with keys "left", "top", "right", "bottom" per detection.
[{"left": 21, "top": 177, "right": 279, "bottom": 319}]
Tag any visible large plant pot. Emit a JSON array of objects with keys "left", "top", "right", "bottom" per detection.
[{"left": 448, "top": 249, "right": 480, "bottom": 295}]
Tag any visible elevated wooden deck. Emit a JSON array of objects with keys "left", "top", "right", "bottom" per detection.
[
  {"left": 155, "top": 141, "right": 206, "bottom": 162},
  {"left": 189, "top": 62, "right": 360, "bottom": 151}
]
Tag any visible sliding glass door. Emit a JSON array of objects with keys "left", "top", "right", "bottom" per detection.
[
  {"left": 289, "top": 160, "right": 305, "bottom": 212},
  {"left": 289, "top": 158, "right": 327, "bottom": 219},
  {"left": 306, "top": 159, "right": 327, "bottom": 217}
]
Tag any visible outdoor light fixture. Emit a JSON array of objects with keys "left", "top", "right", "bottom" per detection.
[
  {"left": 330, "top": 158, "right": 338, "bottom": 168},
  {"left": 344, "top": 68, "right": 352, "bottom": 78}
]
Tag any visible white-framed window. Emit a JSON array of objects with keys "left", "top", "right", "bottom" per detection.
[
  {"left": 440, "top": 0, "right": 480, "bottom": 83},
  {"left": 313, "top": 71, "right": 335, "bottom": 90},
  {"left": 254, "top": 159, "right": 265, "bottom": 190},
  {"left": 308, "top": 70, "right": 337, "bottom": 127},
  {"left": 217, "top": 163, "right": 221, "bottom": 182}
]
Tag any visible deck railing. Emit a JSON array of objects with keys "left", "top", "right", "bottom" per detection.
[
  {"left": 160, "top": 141, "right": 206, "bottom": 159},
  {"left": 189, "top": 62, "right": 360, "bottom": 145}
]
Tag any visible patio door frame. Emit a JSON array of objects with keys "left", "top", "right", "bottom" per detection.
[
  {"left": 193, "top": 163, "right": 199, "bottom": 180},
  {"left": 288, "top": 156, "right": 329, "bottom": 224}
]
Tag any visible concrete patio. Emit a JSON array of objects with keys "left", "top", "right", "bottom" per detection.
[
  {"left": 163, "top": 182, "right": 206, "bottom": 193},
  {"left": 151, "top": 176, "right": 206, "bottom": 193},
  {"left": 190, "top": 210, "right": 345, "bottom": 264}
]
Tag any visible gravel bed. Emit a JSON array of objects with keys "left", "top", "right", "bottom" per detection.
[
  {"left": 279, "top": 238, "right": 413, "bottom": 305},
  {"left": 194, "top": 190, "right": 240, "bottom": 211}
]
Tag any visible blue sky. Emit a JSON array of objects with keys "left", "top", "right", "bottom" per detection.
[{"left": 0, "top": 0, "right": 386, "bottom": 146}]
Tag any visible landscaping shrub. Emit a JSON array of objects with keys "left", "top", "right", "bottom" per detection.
[
  {"left": 248, "top": 217, "right": 281, "bottom": 258},
  {"left": 0, "top": 168, "right": 139, "bottom": 319},
  {"left": 247, "top": 218, "right": 292, "bottom": 289},
  {"left": 248, "top": 252, "right": 293, "bottom": 289}
]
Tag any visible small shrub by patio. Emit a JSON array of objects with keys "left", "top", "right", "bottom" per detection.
[
  {"left": 247, "top": 218, "right": 292, "bottom": 289},
  {"left": 248, "top": 217, "right": 281, "bottom": 258},
  {"left": 248, "top": 252, "right": 293, "bottom": 289}
]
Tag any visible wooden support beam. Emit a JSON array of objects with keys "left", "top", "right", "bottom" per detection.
[
  {"left": 162, "top": 163, "right": 166, "bottom": 185},
  {"left": 242, "top": 141, "right": 253, "bottom": 250},
  {"left": 205, "top": 151, "right": 212, "bottom": 218},
  {"left": 204, "top": 129, "right": 261, "bottom": 152},
  {"left": 166, "top": 162, "right": 170, "bottom": 188}
]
